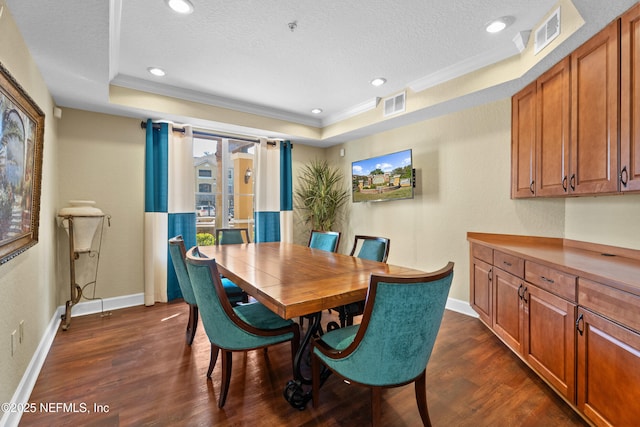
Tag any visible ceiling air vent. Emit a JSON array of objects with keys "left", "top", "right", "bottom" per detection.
[
  {"left": 383, "top": 92, "right": 405, "bottom": 117},
  {"left": 535, "top": 7, "right": 561, "bottom": 55}
]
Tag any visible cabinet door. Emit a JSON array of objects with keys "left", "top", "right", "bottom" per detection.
[
  {"left": 524, "top": 285, "right": 576, "bottom": 402},
  {"left": 470, "top": 258, "right": 492, "bottom": 326},
  {"left": 570, "top": 20, "right": 619, "bottom": 194},
  {"left": 577, "top": 308, "right": 640, "bottom": 426},
  {"left": 621, "top": 3, "right": 640, "bottom": 192},
  {"left": 493, "top": 268, "right": 523, "bottom": 353},
  {"left": 536, "top": 58, "right": 571, "bottom": 196},
  {"left": 511, "top": 81, "right": 537, "bottom": 198}
]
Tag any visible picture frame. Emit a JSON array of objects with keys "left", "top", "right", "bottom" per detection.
[{"left": 0, "top": 62, "right": 45, "bottom": 264}]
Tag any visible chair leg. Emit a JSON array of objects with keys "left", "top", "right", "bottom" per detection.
[
  {"left": 414, "top": 371, "right": 432, "bottom": 427},
  {"left": 311, "top": 351, "right": 321, "bottom": 408},
  {"left": 207, "top": 344, "right": 220, "bottom": 378},
  {"left": 371, "top": 387, "right": 382, "bottom": 427},
  {"left": 186, "top": 305, "right": 198, "bottom": 345},
  {"left": 218, "top": 351, "right": 233, "bottom": 408}
]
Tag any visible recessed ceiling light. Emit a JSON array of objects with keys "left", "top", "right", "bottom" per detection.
[
  {"left": 166, "top": 0, "right": 194, "bottom": 15},
  {"left": 148, "top": 67, "right": 166, "bottom": 77},
  {"left": 486, "top": 16, "right": 514, "bottom": 33},
  {"left": 311, "top": 108, "right": 323, "bottom": 114},
  {"left": 370, "top": 77, "right": 387, "bottom": 87}
]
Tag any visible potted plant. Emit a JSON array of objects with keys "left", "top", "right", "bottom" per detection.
[{"left": 295, "top": 159, "right": 349, "bottom": 232}]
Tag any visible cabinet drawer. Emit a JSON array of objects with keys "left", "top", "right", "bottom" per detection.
[
  {"left": 578, "top": 278, "right": 640, "bottom": 333},
  {"left": 525, "top": 261, "right": 576, "bottom": 302},
  {"left": 471, "top": 243, "right": 493, "bottom": 264},
  {"left": 494, "top": 251, "right": 524, "bottom": 278}
]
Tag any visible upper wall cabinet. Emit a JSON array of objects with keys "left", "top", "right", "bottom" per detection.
[
  {"left": 511, "top": 82, "right": 537, "bottom": 197},
  {"left": 536, "top": 58, "right": 571, "bottom": 197},
  {"left": 570, "top": 20, "right": 619, "bottom": 195},
  {"left": 512, "top": 9, "right": 639, "bottom": 198},
  {"left": 621, "top": 3, "right": 640, "bottom": 192}
]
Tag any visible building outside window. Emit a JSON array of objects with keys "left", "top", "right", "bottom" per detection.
[{"left": 193, "top": 136, "right": 255, "bottom": 243}]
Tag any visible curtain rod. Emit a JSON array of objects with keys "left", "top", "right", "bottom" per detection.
[{"left": 140, "top": 121, "right": 277, "bottom": 145}]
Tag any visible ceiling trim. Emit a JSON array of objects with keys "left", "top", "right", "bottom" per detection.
[
  {"left": 409, "top": 43, "right": 521, "bottom": 93},
  {"left": 110, "top": 74, "right": 323, "bottom": 127}
]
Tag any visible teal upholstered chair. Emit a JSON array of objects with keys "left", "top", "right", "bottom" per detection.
[
  {"left": 311, "top": 262, "right": 454, "bottom": 427},
  {"left": 334, "top": 235, "right": 391, "bottom": 327},
  {"left": 168, "top": 236, "right": 200, "bottom": 345},
  {"left": 216, "top": 227, "right": 250, "bottom": 245},
  {"left": 185, "top": 246, "right": 300, "bottom": 408},
  {"left": 308, "top": 230, "right": 341, "bottom": 253},
  {"left": 215, "top": 228, "right": 250, "bottom": 304}
]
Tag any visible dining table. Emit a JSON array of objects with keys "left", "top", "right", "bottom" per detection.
[{"left": 198, "top": 241, "right": 425, "bottom": 409}]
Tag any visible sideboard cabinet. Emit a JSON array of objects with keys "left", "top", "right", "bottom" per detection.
[{"left": 468, "top": 233, "right": 640, "bottom": 426}]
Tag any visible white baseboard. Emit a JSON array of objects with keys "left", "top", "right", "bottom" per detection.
[
  {"left": 59, "top": 292, "right": 145, "bottom": 318},
  {"left": 0, "top": 293, "right": 144, "bottom": 427},
  {"left": 446, "top": 297, "right": 478, "bottom": 318}
]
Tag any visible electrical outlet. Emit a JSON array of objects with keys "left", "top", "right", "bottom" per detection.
[
  {"left": 10, "top": 330, "right": 16, "bottom": 356},
  {"left": 19, "top": 320, "right": 24, "bottom": 344}
]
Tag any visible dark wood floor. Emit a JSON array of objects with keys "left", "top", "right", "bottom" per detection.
[{"left": 20, "top": 303, "right": 587, "bottom": 426}]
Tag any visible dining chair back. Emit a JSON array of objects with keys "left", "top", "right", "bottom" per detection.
[
  {"left": 311, "top": 262, "right": 454, "bottom": 427},
  {"left": 216, "top": 228, "right": 250, "bottom": 245},
  {"left": 185, "top": 246, "right": 300, "bottom": 408},
  {"left": 349, "top": 235, "right": 390, "bottom": 263},
  {"left": 333, "top": 235, "right": 392, "bottom": 328},
  {"left": 168, "top": 235, "right": 199, "bottom": 345},
  {"left": 308, "top": 230, "right": 341, "bottom": 253}
]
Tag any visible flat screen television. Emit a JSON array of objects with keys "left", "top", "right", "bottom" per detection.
[{"left": 351, "top": 149, "right": 414, "bottom": 203}]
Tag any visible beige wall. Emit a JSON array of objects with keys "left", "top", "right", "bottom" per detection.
[
  {"left": 331, "top": 99, "right": 567, "bottom": 302},
  {"left": 0, "top": 9, "right": 58, "bottom": 405},
  {"left": 565, "top": 194, "right": 640, "bottom": 249},
  {"left": 56, "top": 109, "right": 146, "bottom": 302}
]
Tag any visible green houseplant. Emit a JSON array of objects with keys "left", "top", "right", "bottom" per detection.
[{"left": 295, "top": 159, "right": 349, "bottom": 232}]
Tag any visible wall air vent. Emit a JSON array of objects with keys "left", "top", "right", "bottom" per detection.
[
  {"left": 383, "top": 92, "right": 406, "bottom": 117},
  {"left": 535, "top": 7, "right": 561, "bottom": 55}
]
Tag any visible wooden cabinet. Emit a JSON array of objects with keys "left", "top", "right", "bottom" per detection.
[
  {"left": 468, "top": 233, "right": 640, "bottom": 425},
  {"left": 536, "top": 58, "right": 571, "bottom": 196},
  {"left": 492, "top": 267, "right": 524, "bottom": 353},
  {"left": 621, "top": 3, "right": 640, "bottom": 192},
  {"left": 512, "top": 15, "right": 632, "bottom": 197},
  {"left": 511, "top": 82, "right": 537, "bottom": 198},
  {"left": 577, "top": 277, "right": 640, "bottom": 426},
  {"left": 469, "top": 243, "right": 493, "bottom": 326},
  {"left": 491, "top": 254, "right": 577, "bottom": 402},
  {"left": 570, "top": 19, "right": 620, "bottom": 195},
  {"left": 524, "top": 284, "right": 576, "bottom": 402}
]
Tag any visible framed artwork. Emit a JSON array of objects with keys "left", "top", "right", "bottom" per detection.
[{"left": 0, "top": 62, "right": 44, "bottom": 264}]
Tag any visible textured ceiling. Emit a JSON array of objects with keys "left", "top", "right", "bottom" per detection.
[{"left": 4, "top": 0, "right": 639, "bottom": 145}]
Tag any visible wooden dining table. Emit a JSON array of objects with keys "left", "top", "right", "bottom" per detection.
[{"left": 198, "top": 241, "right": 425, "bottom": 409}]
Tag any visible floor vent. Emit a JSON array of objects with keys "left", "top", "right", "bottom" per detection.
[
  {"left": 383, "top": 92, "right": 406, "bottom": 117},
  {"left": 535, "top": 7, "right": 561, "bottom": 55}
]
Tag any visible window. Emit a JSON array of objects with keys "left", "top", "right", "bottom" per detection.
[{"left": 193, "top": 136, "right": 255, "bottom": 243}]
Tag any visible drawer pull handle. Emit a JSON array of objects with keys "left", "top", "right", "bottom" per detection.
[
  {"left": 541, "top": 276, "right": 555, "bottom": 284},
  {"left": 518, "top": 284, "right": 524, "bottom": 300},
  {"left": 576, "top": 313, "right": 584, "bottom": 336},
  {"left": 503, "top": 261, "right": 512, "bottom": 267}
]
